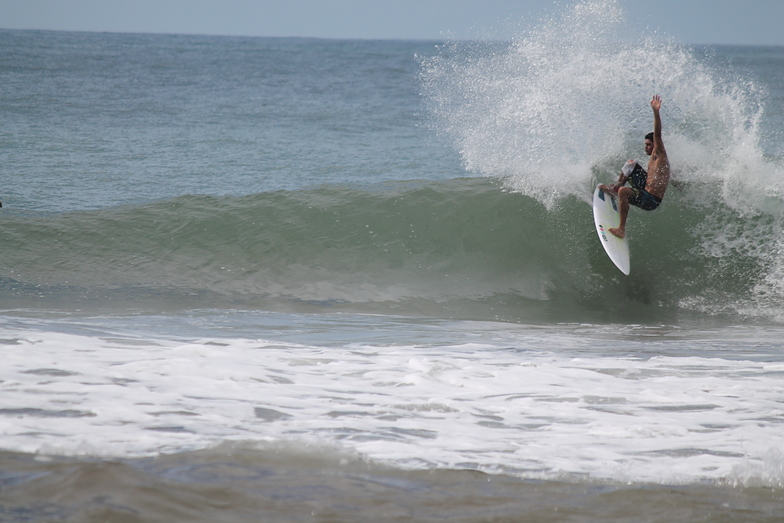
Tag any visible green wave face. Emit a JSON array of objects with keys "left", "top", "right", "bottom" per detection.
[{"left": 1, "top": 177, "right": 780, "bottom": 324}]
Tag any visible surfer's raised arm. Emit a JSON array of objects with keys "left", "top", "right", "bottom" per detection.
[{"left": 650, "top": 94, "right": 665, "bottom": 158}]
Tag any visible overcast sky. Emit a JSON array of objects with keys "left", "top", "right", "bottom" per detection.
[{"left": 1, "top": 0, "right": 783, "bottom": 46}]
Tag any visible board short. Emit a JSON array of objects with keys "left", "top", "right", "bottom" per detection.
[
  {"left": 623, "top": 160, "right": 662, "bottom": 211},
  {"left": 628, "top": 187, "right": 662, "bottom": 211}
]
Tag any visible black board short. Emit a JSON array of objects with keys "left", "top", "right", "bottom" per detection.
[{"left": 629, "top": 187, "right": 662, "bottom": 210}]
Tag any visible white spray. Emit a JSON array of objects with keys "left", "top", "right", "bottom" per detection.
[{"left": 420, "top": 0, "right": 779, "bottom": 210}]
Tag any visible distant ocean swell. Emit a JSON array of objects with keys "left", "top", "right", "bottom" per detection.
[{"left": 2, "top": 177, "right": 781, "bottom": 323}]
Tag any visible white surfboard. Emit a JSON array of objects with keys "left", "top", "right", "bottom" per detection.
[{"left": 592, "top": 185, "right": 630, "bottom": 275}]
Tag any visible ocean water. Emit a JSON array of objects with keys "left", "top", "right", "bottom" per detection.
[{"left": 2, "top": 0, "right": 784, "bottom": 521}]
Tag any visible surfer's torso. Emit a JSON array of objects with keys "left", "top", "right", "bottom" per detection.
[{"left": 623, "top": 160, "right": 662, "bottom": 211}]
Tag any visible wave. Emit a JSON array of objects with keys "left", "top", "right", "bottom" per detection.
[{"left": 1, "top": 176, "right": 782, "bottom": 324}]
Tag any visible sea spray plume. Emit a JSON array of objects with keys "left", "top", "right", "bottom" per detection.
[
  {"left": 420, "top": 0, "right": 647, "bottom": 207},
  {"left": 419, "top": 0, "right": 773, "bottom": 210}
]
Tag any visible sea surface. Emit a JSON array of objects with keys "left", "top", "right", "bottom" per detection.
[{"left": 2, "top": 1, "right": 784, "bottom": 521}]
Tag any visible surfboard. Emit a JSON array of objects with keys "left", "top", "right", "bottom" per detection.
[{"left": 592, "top": 185, "right": 630, "bottom": 275}]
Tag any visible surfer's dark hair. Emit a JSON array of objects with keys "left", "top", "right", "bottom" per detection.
[{"left": 645, "top": 132, "right": 654, "bottom": 141}]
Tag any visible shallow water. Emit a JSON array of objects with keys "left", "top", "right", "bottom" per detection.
[{"left": 2, "top": 445, "right": 783, "bottom": 522}]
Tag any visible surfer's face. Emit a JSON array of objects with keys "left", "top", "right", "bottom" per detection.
[{"left": 644, "top": 139, "right": 654, "bottom": 156}]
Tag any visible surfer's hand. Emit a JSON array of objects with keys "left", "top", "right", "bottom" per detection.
[
  {"left": 599, "top": 184, "right": 616, "bottom": 195},
  {"left": 651, "top": 94, "right": 662, "bottom": 111}
]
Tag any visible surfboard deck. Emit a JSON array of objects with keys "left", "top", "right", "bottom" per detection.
[{"left": 592, "top": 185, "right": 630, "bottom": 275}]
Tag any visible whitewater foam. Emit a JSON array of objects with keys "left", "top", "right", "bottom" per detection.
[{"left": 2, "top": 314, "right": 783, "bottom": 486}]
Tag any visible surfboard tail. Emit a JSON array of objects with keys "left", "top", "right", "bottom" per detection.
[{"left": 592, "top": 185, "right": 630, "bottom": 275}]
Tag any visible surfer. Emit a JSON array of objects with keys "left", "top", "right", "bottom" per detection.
[{"left": 599, "top": 94, "right": 670, "bottom": 239}]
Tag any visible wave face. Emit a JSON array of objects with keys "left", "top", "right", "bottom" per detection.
[{"left": 2, "top": 177, "right": 782, "bottom": 324}]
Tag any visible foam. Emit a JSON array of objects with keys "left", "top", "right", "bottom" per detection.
[{"left": 1, "top": 315, "right": 783, "bottom": 486}]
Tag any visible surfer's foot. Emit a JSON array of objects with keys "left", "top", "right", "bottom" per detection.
[{"left": 609, "top": 227, "right": 625, "bottom": 239}]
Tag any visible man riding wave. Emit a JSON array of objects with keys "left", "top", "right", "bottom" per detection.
[{"left": 599, "top": 95, "right": 670, "bottom": 239}]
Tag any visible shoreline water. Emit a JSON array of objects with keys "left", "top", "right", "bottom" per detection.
[{"left": 2, "top": 445, "right": 782, "bottom": 523}]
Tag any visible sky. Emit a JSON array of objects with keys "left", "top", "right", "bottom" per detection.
[{"left": 1, "top": 0, "right": 783, "bottom": 46}]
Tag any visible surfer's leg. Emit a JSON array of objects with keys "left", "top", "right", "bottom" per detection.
[{"left": 609, "top": 186, "right": 632, "bottom": 239}]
